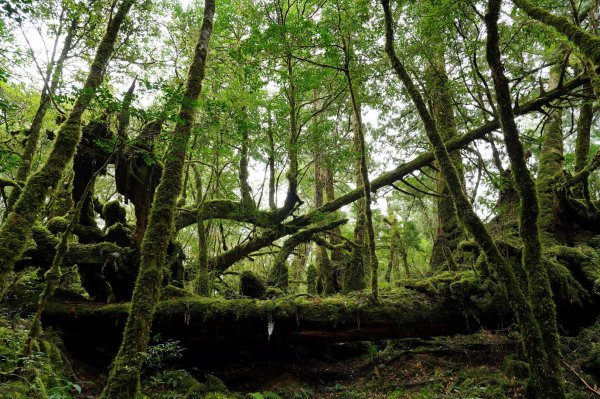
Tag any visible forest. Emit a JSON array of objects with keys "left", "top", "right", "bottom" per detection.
[{"left": 1, "top": 0, "right": 600, "bottom": 397}]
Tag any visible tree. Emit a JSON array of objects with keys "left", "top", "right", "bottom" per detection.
[{"left": 100, "top": 1, "right": 215, "bottom": 396}]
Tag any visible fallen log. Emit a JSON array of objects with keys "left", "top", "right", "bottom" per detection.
[{"left": 42, "top": 287, "right": 503, "bottom": 364}]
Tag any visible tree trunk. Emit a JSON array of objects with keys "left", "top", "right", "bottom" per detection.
[
  {"left": 314, "top": 119, "right": 335, "bottom": 295},
  {"left": 100, "top": 2, "right": 215, "bottom": 397},
  {"left": 343, "top": 41, "right": 378, "bottom": 301},
  {"left": 574, "top": 81, "right": 594, "bottom": 199},
  {"left": 537, "top": 59, "right": 565, "bottom": 245},
  {"left": 485, "top": 1, "right": 564, "bottom": 396},
  {"left": 382, "top": 1, "right": 563, "bottom": 397},
  {"left": 425, "top": 55, "right": 465, "bottom": 271}
]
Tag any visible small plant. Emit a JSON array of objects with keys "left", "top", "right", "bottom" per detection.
[
  {"left": 47, "top": 380, "right": 82, "bottom": 399},
  {"left": 141, "top": 339, "right": 185, "bottom": 369},
  {"left": 247, "top": 392, "right": 282, "bottom": 399}
]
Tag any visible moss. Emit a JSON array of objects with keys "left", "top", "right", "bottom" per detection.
[
  {"left": 504, "top": 356, "right": 530, "bottom": 380},
  {"left": 205, "top": 374, "right": 229, "bottom": 393},
  {"left": 342, "top": 246, "right": 367, "bottom": 294},
  {"left": 43, "top": 288, "right": 443, "bottom": 335},
  {"left": 264, "top": 287, "right": 284, "bottom": 298},
  {"left": 240, "top": 270, "right": 267, "bottom": 299},
  {"left": 546, "top": 245, "right": 600, "bottom": 295},
  {"left": 543, "top": 256, "right": 588, "bottom": 306},
  {"left": 306, "top": 264, "right": 317, "bottom": 295},
  {"left": 161, "top": 285, "right": 194, "bottom": 299},
  {"left": 102, "top": 199, "right": 127, "bottom": 227},
  {"left": 46, "top": 217, "right": 69, "bottom": 234}
]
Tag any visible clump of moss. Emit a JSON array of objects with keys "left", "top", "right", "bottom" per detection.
[
  {"left": 102, "top": 199, "right": 127, "bottom": 227},
  {"left": 503, "top": 355, "right": 529, "bottom": 379},
  {"left": 46, "top": 217, "right": 69, "bottom": 234},
  {"left": 162, "top": 285, "right": 194, "bottom": 299},
  {"left": 239, "top": 270, "right": 266, "bottom": 299}
]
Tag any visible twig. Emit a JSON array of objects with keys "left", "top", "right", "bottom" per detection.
[{"left": 562, "top": 359, "right": 600, "bottom": 397}]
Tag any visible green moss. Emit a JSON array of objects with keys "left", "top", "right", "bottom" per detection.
[
  {"left": 102, "top": 199, "right": 127, "bottom": 227},
  {"left": 306, "top": 264, "right": 317, "bottom": 295},
  {"left": 46, "top": 217, "right": 69, "bottom": 234},
  {"left": 240, "top": 270, "right": 267, "bottom": 299},
  {"left": 161, "top": 285, "right": 194, "bottom": 299},
  {"left": 342, "top": 246, "right": 366, "bottom": 294}
]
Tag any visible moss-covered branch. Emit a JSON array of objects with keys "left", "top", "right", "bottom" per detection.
[
  {"left": 512, "top": 0, "right": 600, "bottom": 65},
  {"left": 175, "top": 199, "right": 279, "bottom": 230}
]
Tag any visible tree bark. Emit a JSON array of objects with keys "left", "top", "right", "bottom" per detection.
[
  {"left": 537, "top": 58, "right": 565, "bottom": 245},
  {"left": 425, "top": 55, "right": 465, "bottom": 271}
]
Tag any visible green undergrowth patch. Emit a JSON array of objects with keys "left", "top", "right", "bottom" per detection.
[
  {"left": 141, "top": 370, "right": 239, "bottom": 399},
  {"left": 0, "top": 308, "right": 79, "bottom": 399}
]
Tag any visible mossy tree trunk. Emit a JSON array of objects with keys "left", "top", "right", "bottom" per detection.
[
  {"left": 267, "top": 108, "right": 277, "bottom": 211},
  {"left": 537, "top": 58, "right": 566, "bottom": 245},
  {"left": 23, "top": 153, "right": 102, "bottom": 356},
  {"left": 385, "top": 216, "right": 400, "bottom": 282},
  {"left": 313, "top": 116, "right": 335, "bottom": 295},
  {"left": 346, "top": 123, "right": 368, "bottom": 293},
  {"left": 485, "top": 1, "right": 564, "bottom": 396},
  {"left": 574, "top": 81, "right": 594, "bottom": 200},
  {"left": 425, "top": 55, "right": 465, "bottom": 271},
  {"left": 237, "top": 106, "right": 254, "bottom": 208},
  {"left": 100, "top": 2, "right": 215, "bottom": 397},
  {"left": 382, "top": 1, "right": 563, "bottom": 397},
  {"left": 0, "top": 0, "right": 135, "bottom": 298},
  {"left": 194, "top": 165, "right": 210, "bottom": 296}
]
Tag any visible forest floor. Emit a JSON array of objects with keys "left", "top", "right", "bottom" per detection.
[{"left": 63, "top": 330, "right": 596, "bottom": 399}]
